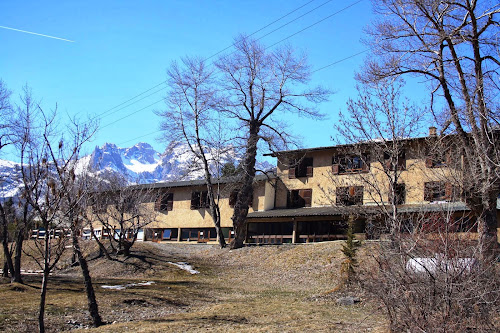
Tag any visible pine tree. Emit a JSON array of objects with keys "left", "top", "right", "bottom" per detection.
[{"left": 340, "top": 215, "right": 361, "bottom": 285}]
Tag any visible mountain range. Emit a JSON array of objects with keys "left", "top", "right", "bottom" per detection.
[{"left": 0, "top": 142, "right": 274, "bottom": 198}]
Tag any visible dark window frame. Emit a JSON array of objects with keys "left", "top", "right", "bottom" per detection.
[
  {"left": 287, "top": 189, "right": 312, "bottom": 208},
  {"left": 289, "top": 157, "right": 313, "bottom": 179},
  {"left": 388, "top": 183, "right": 406, "bottom": 205},
  {"left": 155, "top": 192, "right": 174, "bottom": 212},
  {"left": 190, "top": 191, "right": 209, "bottom": 210},
  {"left": 332, "top": 154, "right": 370, "bottom": 175},
  {"left": 383, "top": 150, "right": 406, "bottom": 170},
  {"left": 336, "top": 186, "right": 363, "bottom": 206},
  {"left": 424, "top": 181, "right": 459, "bottom": 202}
]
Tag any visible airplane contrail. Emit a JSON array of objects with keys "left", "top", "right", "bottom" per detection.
[{"left": 0, "top": 25, "right": 74, "bottom": 42}]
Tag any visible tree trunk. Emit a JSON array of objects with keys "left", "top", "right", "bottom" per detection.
[
  {"left": 2, "top": 260, "right": 8, "bottom": 277},
  {"left": 12, "top": 227, "right": 24, "bottom": 283},
  {"left": 38, "top": 234, "right": 50, "bottom": 333},
  {"left": 230, "top": 124, "right": 259, "bottom": 249},
  {"left": 122, "top": 241, "right": 132, "bottom": 257},
  {"left": 206, "top": 181, "right": 226, "bottom": 249},
  {"left": 90, "top": 224, "right": 112, "bottom": 260},
  {"left": 1, "top": 234, "right": 14, "bottom": 280},
  {"left": 477, "top": 203, "right": 499, "bottom": 263},
  {"left": 72, "top": 229, "right": 102, "bottom": 327}
]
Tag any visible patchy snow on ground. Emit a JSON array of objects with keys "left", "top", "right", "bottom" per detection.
[
  {"left": 168, "top": 262, "right": 200, "bottom": 274},
  {"left": 101, "top": 281, "right": 155, "bottom": 290}
]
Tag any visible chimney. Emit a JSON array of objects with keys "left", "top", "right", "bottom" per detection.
[{"left": 429, "top": 126, "right": 437, "bottom": 137}]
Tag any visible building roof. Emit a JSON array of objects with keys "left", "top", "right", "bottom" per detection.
[
  {"left": 263, "top": 135, "right": 434, "bottom": 157},
  {"left": 128, "top": 173, "right": 276, "bottom": 190},
  {"left": 247, "top": 202, "right": 470, "bottom": 219}
]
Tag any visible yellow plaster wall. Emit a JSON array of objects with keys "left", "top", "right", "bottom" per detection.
[
  {"left": 127, "top": 181, "right": 268, "bottom": 229},
  {"left": 276, "top": 147, "right": 460, "bottom": 207}
]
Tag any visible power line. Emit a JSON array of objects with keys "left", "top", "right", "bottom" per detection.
[
  {"left": 114, "top": 49, "right": 368, "bottom": 146},
  {"left": 98, "top": 86, "right": 165, "bottom": 120},
  {"left": 118, "top": 129, "right": 163, "bottom": 146},
  {"left": 92, "top": 0, "right": 322, "bottom": 121},
  {"left": 100, "top": 99, "right": 164, "bottom": 129},
  {"left": 99, "top": 0, "right": 366, "bottom": 140},
  {"left": 266, "top": 0, "right": 364, "bottom": 50},
  {"left": 312, "top": 49, "right": 367, "bottom": 73},
  {"left": 97, "top": 81, "right": 166, "bottom": 120}
]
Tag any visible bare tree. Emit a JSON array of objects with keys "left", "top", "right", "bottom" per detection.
[
  {"left": 87, "top": 173, "right": 157, "bottom": 257},
  {"left": 14, "top": 87, "right": 101, "bottom": 331},
  {"left": 330, "top": 79, "right": 426, "bottom": 237},
  {"left": 44, "top": 117, "right": 102, "bottom": 328},
  {"left": 157, "top": 57, "right": 228, "bottom": 248},
  {"left": 15, "top": 94, "right": 70, "bottom": 333},
  {"left": 216, "top": 36, "right": 329, "bottom": 249},
  {"left": 0, "top": 79, "right": 16, "bottom": 280},
  {"left": 361, "top": 0, "right": 500, "bottom": 259}
]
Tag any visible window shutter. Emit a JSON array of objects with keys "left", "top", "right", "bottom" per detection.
[
  {"left": 424, "top": 183, "right": 432, "bottom": 201},
  {"left": 190, "top": 192, "right": 198, "bottom": 210},
  {"left": 445, "top": 182, "right": 453, "bottom": 201},
  {"left": 425, "top": 158, "right": 433, "bottom": 168},
  {"left": 288, "top": 167, "right": 296, "bottom": 179},
  {"left": 306, "top": 165, "right": 313, "bottom": 177},
  {"left": 301, "top": 189, "right": 312, "bottom": 207},
  {"left": 354, "top": 186, "right": 363, "bottom": 204},
  {"left": 248, "top": 193, "right": 254, "bottom": 207},
  {"left": 286, "top": 190, "right": 291, "bottom": 208},
  {"left": 154, "top": 197, "right": 161, "bottom": 211},
  {"left": 202, "top": 191, "right": 209, "bottom": 208},
  {"left": 349, "top": 186, "right": 356, "bottom": 197},
  {"left": 332, "top": 164, "right": 339, "bottom": 174},
  {"left": 166, "top": 193, "right": 174, "bottom": 211}
]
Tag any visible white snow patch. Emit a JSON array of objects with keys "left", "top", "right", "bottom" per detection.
[
  {"left": 101, "top": 281, "right": 155, "bottom": 290},
  {"left": 124, "top": 159, "right": 161, "bottom": 173},
  {"left": 168, "top": 262, "right": 200, "bottom": 274},
  {"left": 406, "top": 256, "right": 477, "bottom": 274}
]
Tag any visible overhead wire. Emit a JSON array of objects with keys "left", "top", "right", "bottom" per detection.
[
  {"left": 105, "top": 0, "right": 367, "bottom": 145},
  {"left": 94, "top": 0, "right": 322, "bottom": 122},
  {"left": 117, "top": 49, "right": 368, "bottom": 146}
]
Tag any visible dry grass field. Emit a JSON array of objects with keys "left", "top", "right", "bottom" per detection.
[{"left": 0, "top": 240, "right": 388, "bottom": 332}]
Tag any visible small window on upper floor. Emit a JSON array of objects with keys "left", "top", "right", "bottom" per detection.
[
  {"left": 336, "top": 186, "right": 363, "bottom": 206},
  {"left": 425, "top": 150, "right": 451, "bottom": 168},
  {"left": 332, "top": 154, "right": 369, "bottom": 174},
  {"left": 384, "top": 150, "right": 406, "bottom": 170},
  {"left": 155, "top": 192, "right": 173, "bottom": 212},
  {"left": 288, "top": 157, "right": 313, "bottom": 179},
  {"left": 287, "top": 189, "right": 312, "bottom": 208},
  {"left": 191, "top": 191, "right": 209, "bottom": 209},
  {"left": 388, "top": 183, "right": 406, "bottom": 205},
  {"left": 424, "top": 181, "right": 459, "bottom": 202}
]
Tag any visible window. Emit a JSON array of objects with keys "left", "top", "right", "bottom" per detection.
[
  {"left": 154, "top": 192, "right": 173, "bottom": 211},
  {"left": 336, "top": 186, "right": 363, "bottom": 206},
  {"left": 388, "top": 183, "right": 406, "bottom": 205},
  {"left": 229, "top": 189, "right": 253, "bottom": 208},
  {"left": 287, "top": 189, "right": 312, "bottom": 208},
  {"left": 289, "top": 157, "right": 313, "bottom": 179},
  {"left": 332, "top": 154, "right": 369, "bottom": 174},
  {"left": 383, "top": 150, "right": 406, "bottom": 170},
  {"left": 191, "top": 191, "right": 209, "bottom": 209},
  {"left": 424, "top": 182, "right": 459, "bottom": 202},
  {"left": 425, "top": 150, "right": 451, "bottom": 168}
]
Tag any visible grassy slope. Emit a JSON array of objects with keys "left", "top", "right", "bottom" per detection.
[{"left": 0, "top": 240, "right": 387, "bottom": 332}]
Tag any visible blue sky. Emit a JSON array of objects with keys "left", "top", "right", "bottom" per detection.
[{"left": 1, "top": 0, "right": 424, "bottom": 160}]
